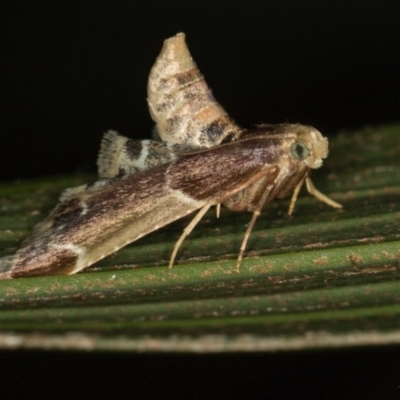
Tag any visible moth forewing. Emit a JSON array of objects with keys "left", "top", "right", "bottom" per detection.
[{"left": 0, "top": 163, "right": 206, "bottom": 279}]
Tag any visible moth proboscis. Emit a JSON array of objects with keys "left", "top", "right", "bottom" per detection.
[{"left": 0, "top": 33, "right": 342, "bottom": 279}]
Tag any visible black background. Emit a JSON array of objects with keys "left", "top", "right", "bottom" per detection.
[
  {"left": 1, "top": 1, "right": 399, "bottom": 181},
  {"left": 1, "top": 1, "right": 400, "bottom": 398},
  {"left": 1, "top": 348, "right": 400, "bottom": 399}
]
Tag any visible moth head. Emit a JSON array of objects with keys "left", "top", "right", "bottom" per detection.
[{"left": 289, "top": 125, "right": 328, "bottom": 169}]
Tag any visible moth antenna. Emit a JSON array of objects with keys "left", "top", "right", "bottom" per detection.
[
  {"left": 305, "top": 177, "right": 342, "bottom": 209},
  {"left": 169, "top": 204, "right": 212, "bottom": 268},
  {"left": 235, "top": 211, "right": 260, "bottom": 273}
]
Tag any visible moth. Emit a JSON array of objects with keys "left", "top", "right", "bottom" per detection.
[{"left": 0, "top": 33, "right": 341, "bottom": 279}]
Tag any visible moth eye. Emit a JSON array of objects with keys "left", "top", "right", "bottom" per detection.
[{"left": 290, "top": 142, "right": 310, "bottom": 160}]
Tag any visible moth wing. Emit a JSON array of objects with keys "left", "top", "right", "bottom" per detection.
[
  {"left": 0, "top": 255, "right": 18, "bottom": 279},
  {"left": 1, "top": 161, "right": 211, "bottom": 278},
  {"left": 25, "top": 172, "right": 126, "bottom": 249},
  {"left": 147, "top": 33, "right": 242, "bottom": 148},
  {"left": 97, "top": 130, "right": 203, "bottom": 180},
  {"left": 15, "top": 188, "right": 96, "bottom": 249},
  {"left": 59, "top": 184, "right": 89, "bottom": 202}
]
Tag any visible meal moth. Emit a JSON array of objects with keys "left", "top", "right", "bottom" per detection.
[{"left": 0, "top": 33, "right": 342, "bottom": 279}]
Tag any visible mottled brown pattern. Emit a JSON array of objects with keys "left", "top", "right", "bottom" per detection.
[
  {"left": 173, "top": 68, "right": 202, "bottom": 87},
  {"left": 11, "top": 247, "right": 78, "bottom": 278},
  {"left": 98, "top": 131, "right": 204, "bottom": 179},
  {"left": 147, "top": 33, "right": 242, "bottom": 148}
]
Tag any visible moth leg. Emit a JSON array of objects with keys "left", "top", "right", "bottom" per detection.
[
  {"left": 169, "top": 203, "right": 213, "bottom": 268},
  {"left": 216, "top": 204, "right": 221, "bottom": 219},
  {"left": 236, "top": 211, "right": 260, "bottom": 273},
  {"left": 287, "top": 176, "right": 306, "bottom": 216},
  {"left": 305, "top": 177, "right": 342, "bottom": 209},
  {"left": 229, "top": 171, "right": 280, "bottom": 272}
]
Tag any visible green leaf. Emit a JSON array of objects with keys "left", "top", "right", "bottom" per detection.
[{"left": 0, "top": 124, "right": 399, "bottom": 352}]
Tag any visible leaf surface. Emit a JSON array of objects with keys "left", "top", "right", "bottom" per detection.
[{"left": 0, "top": 124, "right": 399, "bottom": 352}]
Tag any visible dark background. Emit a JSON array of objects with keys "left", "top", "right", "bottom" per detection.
[
  {"left": 1, "top": 348, "right": 400, "bottom": 399},
  {"left": 1, "top": 1, "right": 400, "bottom": 398},
  {"left": 1, "top": 1, "right": 399, "bottom": 181}
]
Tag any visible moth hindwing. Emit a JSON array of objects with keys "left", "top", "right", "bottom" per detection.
[{"left": 0, "top": 33, "right": 341, "bottom": 279}]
